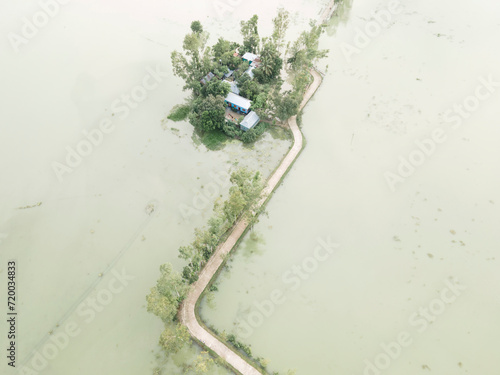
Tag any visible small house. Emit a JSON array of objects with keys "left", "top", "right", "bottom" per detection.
[
  {"left": 242, "top": 52, "right": 259, "bottom": 63},
  {"left": 244, "top": 66, "right": 256, "bottom": 80},
  {"left": 225, "top": 92, "right": 251, "bottom": 114},
  {"left": 240, "top": 111, "right": 260, "bottom": 132},
  {"left": 222, "top": 69, "right": 234, "bottom": 80},
  {"left": 200, "top": 72, "right": 215, "bottom": 85},
  {"left": 223, "top": 80, "right": 240, "bottom": 95}
]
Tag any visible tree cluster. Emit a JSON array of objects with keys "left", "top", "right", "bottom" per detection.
[
  {"left": 146, "top": 168, "right": 264, "bottom": 365},
  {"left": 180, "top": 168, "right": 264, "bottom": 283}
]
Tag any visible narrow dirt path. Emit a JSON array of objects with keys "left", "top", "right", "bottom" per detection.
[{"left": 179, "top": 68, "right": 323, "bottom": 375}]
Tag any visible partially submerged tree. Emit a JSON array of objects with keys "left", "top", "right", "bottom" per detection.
[
  {"left": 190, "top": 20, "right": 203, "bottom": 34},
  {"left": 189, "top": 95, "right": 226, "bottom": 132},
  {"left": 171, "top": 22, "right": 212, "bottom": 95},
  {"left": 192, "top": 351, "right": 215, "bottom": 374},
  {"left": 159, "top": 323, "right": 191, "bottom": 355},
  {"left": 223, "top": 168, "right": 264, "bottom": 222},
  {"left": 146, "top": 263, "right": 188, "bottom": 322}
]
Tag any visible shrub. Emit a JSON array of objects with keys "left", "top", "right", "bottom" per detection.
[{"left": 167, "top": 104, "right": 191, "bottom": 122}]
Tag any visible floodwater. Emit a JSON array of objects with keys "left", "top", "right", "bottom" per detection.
[
  {"left": 0, "top": 0, "right": 330, "bottom": 374},
  {"left": 200, "top": 0, "right": 500, "bottom": 374}
]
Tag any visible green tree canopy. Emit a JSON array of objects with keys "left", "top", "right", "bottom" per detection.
[
  {"left": 240, "top": 15, "right": 260, "bottom": 53},
  {"left": 271, "top": 8, "right": 290, "bottom": 54},
  {"left": 146, "top": 263, "right": 188, "bottom": 323},
  {"left": 190, "top": 95, "right": 226, "bottom": 132},
  {"left": 171, "top": 23, "right": 212, "bottom": 95},
  {"left": 201, "top": 79, "right": 230, "bottom": 98},
  {"left": 273, "top": 90, "right": 301, "bottom": 121},
  {"left": 287, "top": 21, "right": 328, "bottom": 71},
  {"left": 254, "top": 39, "right": 282, "bottom": 84},
  {"left": 159, "top": 323, "right": 191, "bottom": 355},
  {"left": 190, "top": 20, "right": 203, "bottom": 34}
]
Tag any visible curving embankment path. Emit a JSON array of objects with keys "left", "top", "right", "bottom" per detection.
[{"left": 179, "top": 68, "right": 323, "bottom": 375}]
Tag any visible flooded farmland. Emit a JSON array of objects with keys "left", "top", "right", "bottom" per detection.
[{"left": 1, "top": 0, "right": 499, "bottom": 374}]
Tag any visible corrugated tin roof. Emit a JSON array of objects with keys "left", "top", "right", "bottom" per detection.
[
  {"left": 242, "top": 52, "right": 258, "bottom": 61},
  {"left": 241, "top": 111, "right": 260, "bottom": 130},
  {"left": 200, "top": 72, "right": 215, "bottom": 85},
  {"left": 223, "top": 80, "right": 240, "bottom": 95},
  {"left": 223, "top": 69, "right": 234, "bottom": 79},
  {"left": 225, "top": 92, "right": 251, "bottom": 110},
  {"left": 245, "top": 66, "right": 255, "bottom": 79}
]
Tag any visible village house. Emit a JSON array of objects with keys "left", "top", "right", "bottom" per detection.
[
  {"left": 242, "top": 52, "right": 259, "bottom": 63},
  {"left": 222, "top": 69, "right": 234, "bottom": 80},
  {"left": 242, "top": 52, "right": 261, "bottom": 68},
  {"left": 224, "top": 92, "right": 251, "bottom": 114},
  {"left": 240, "top": 111, "right": 260, "bottom": 132},
  {"left": 244, "top": 66, "right": 256, "bottom": 79},
  {"left": 200, "top": 72, "right": 215, "bottom": 85},
  {"left": 223, "top": 80, "right": 240, "bottom": 95}
]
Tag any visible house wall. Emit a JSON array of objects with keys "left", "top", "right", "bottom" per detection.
[{"left": 224, "top": 100, "right": 250, "bottom": 114}]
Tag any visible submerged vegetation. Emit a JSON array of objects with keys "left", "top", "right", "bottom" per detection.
[
  {"left": 169, "top": 9, "right": 328, "bottom": 149},
  {"left": 167, "top": 104, "right": 191, "bottom": 122}
]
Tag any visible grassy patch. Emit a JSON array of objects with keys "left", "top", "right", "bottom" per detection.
[
  {"left": 167, "top": 104, "right": 191, "bottom": 122},
  {"left": 199, "top": 129, "right": 229, "bottom": 151}
]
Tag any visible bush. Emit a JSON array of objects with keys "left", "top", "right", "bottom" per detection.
[
  {"left": 167, "top": 104, "right": 191, "bottom": 122},
  {"left": 227, "top": 334, "right": 252, "bottom": 357},
  {"left": 241, "top": 122, "right": 268, "bottom": 143},
  {"left": 222, "top": 120, "right": 243, "bottom": 138}
]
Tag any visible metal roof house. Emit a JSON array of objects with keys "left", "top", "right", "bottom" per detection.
[
  {"left": 240, "top": 111, "right": 260, "bottom": 132},
  {"left": 244, "top": 66, "right": 256, "bottom": 79},
  {"left": 222, "top": 69, "right": 234, "bottom": 79},
  {"left": 223, "top": 80, "right": 240, "bottom": 95},
  {"left": 224, "top": 92, "right": 251, "bottom": 114},
  {"left": 200, "top": 72, "right": 215, "bottom": 85},
  {"left": 242, "top": 52, "right": 259, "bottom": 63}
]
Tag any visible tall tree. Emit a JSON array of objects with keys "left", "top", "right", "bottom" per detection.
[
  {"left": 273, "top": 90, "right": 301, "bottom": 121},
  {"left": 189, "top": 95, "right": 226, "bottom": 132},
  {"left": 190, "top": 20, "right": 203, "bottom": 34},
  {"left": 271, "top": 8, "right": 290, "bottom": 54},
  {"left": 255, "top": 39, "right": 282, "bottom": 83},
  {"left": 240, "top": 15, "right": 260, "bottom": 53},
  {"left": 146, "top": 263, "right": 188, "bottom": 322},
  {"left": 223, "top": 168, "right": 264, "bottom": 223},
  {"left": 192, "top": 351, "right": 215, "bottom": 373},
  {"left": 159, "top": 323, "right": 191, "bottom": 354},
  {"left": 171, "top": 22, "right": 212, "bottom": 95},
  {"left": 201, "top": 80, "right": 230, "bottom": 98},
  {"left": 287, "top": 21, "right": 328, "bottom": 71}
]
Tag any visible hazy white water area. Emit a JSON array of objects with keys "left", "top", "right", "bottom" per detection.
[{"left": 200, "top": 0, "right": 500, "bottom": 374}]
